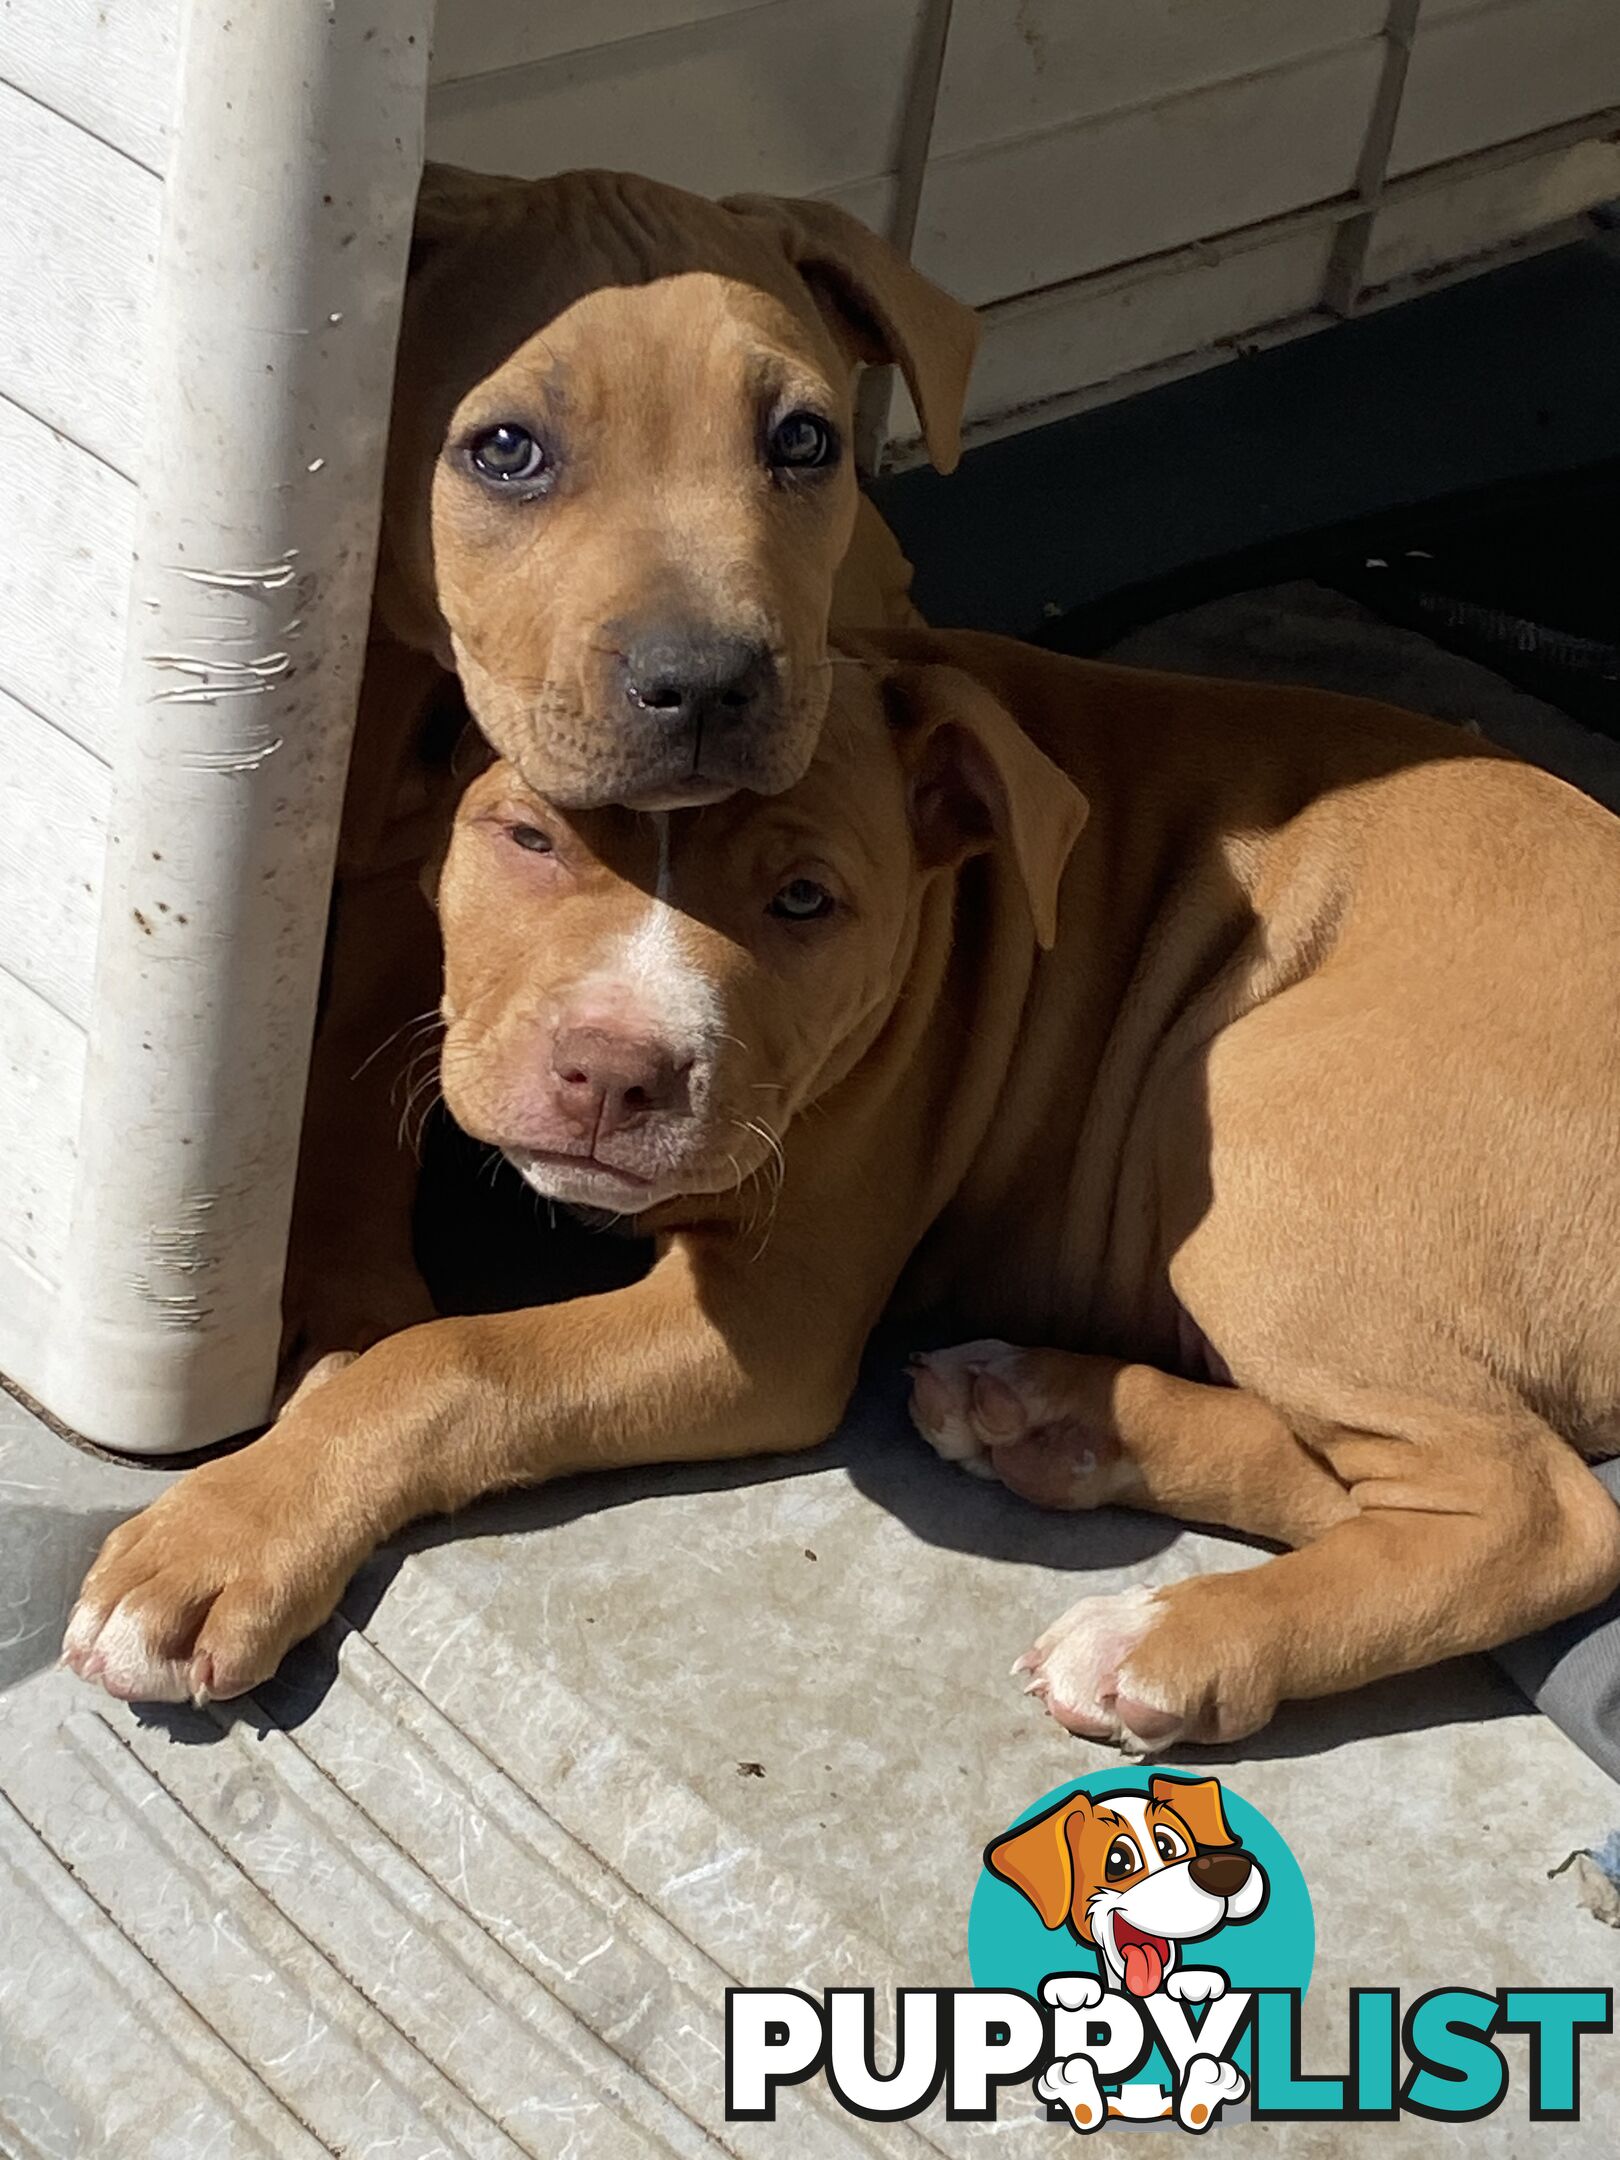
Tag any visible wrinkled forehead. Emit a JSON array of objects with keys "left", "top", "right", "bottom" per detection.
[{"left": 456, "top": 273, "right": 844, "bottom": 439}]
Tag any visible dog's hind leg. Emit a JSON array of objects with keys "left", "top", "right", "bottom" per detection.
[
  {"left": 909, "top": 1344, "right": 1356, "bottom": 1547},
  {"left": 1012, "top": 1397, "right": 1620, "bottom": 1748}
]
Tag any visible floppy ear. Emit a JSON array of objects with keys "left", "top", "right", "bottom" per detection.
[
  {"left": 408, "top": 160, "right": 525, "bottom": 274},
  {"left": 985, "top": 1794, "right": 1090, "bottom": 1930},
  {"left": 1150, "top": 1775, "right": 1238, "bottom": 1851},
  {"left": 897, "top": 665, "right": 1087, "bottom": 949},
  {"left": 723, "top": 193, "right": 978, "bottom": 472}
]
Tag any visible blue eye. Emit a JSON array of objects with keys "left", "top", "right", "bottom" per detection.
[
  {"left": 768, "top": 878, "right": 835, "bottom": 921},
  {"left": 469, "top": 423, "right": 549, "bottom": 486}
]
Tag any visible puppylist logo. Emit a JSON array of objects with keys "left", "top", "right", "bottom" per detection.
[{"left": 726, "top": 1770, "right": 1612, "bottom": 2133}]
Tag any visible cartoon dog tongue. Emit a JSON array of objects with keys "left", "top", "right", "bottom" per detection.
[{"left": 1117, "top": 1928, "right": 1167, "bottom": 1997}]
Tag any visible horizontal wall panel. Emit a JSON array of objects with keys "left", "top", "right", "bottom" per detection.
[
  {"left": 814, "top": 174, "right": 898, "bottom": 234},
  {"left": 425, "top": 0, "right": 917, "bottom": 200},
  {"left": 913, "top": 42, "right": 1383, "bottom": 305},
  {"left": 0, "top": 692, "right": 109, "bottom": 1030},
  {"left": 933, "top": 0, "right": 1388, "bottom": 159},
  {"left": 0, "top": 966, "right": 85, "bottom": 1285},
  {"left": 1367, "top": 134, "right": 1620, "bottom": 286},
  {"left": 1392, "top": 0, "right": 1620, "bottom": 177},
  {"left": 0, "top": 0, "right": 178, "bottom": 174},
  {"left": 960, "top": 227, "right": 1335, "bottom": 435},
  {"left": 0, "top": 81, "right": 160, "bottom": 473},
  {"left": 0, "top": 397, "right": 133, "bottom": 761},
  {"left": 430, "top": 0, "right": 768, "bottom": 86}
]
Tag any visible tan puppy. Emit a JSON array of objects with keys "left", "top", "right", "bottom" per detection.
[
  {"left": 65, "top": 634, "right": 1620, "bottom": 1746},
  {"left": 380, "top": 165, "right": 978, "bottom": 804},
  {"left": 284, "top": 164, "right": 978, "bottom": 1364}
]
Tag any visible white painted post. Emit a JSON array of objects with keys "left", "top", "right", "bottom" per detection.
[
  {"left": 855, "top": 0, "right": 956, "bottom": 473},
  {"left": 49, "top": 0, "right": 434, "bottom": 1452}
]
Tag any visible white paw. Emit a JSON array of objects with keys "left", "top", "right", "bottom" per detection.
[
  {"left": 1014, "top": 1583, "right": 1178, "bottom": 1749},
  {"left": 1177, "top": 2054, "right": 1246, "bottom": 2131},
  {"left": 1037, "top": 2053, "right": 1107, "bottom": 2132},
  {"left": 907, "top": 1340, "right": 1019, "bottom": 1479},
  {"left": 1166, "top": 1969, "right": 1227, "bottom": 2005},
  {"left": 1042, "top": 1974, "right": 1104, "bottom": 2012},
  {"left": 61, "top": 1599, "right": 195, "bottom": 1705}
]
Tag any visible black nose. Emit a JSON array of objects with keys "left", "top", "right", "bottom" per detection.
[
  {"left": 621, "top": 630, "right": 776, "bottom": 733},
  {"left": 1189, "top": 1851, "right": 1254, "bottom": 1898}
]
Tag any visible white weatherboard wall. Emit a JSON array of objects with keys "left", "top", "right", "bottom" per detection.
[
  {"left": 0, "top": 3, "right": 170, "bottom": 1360},
  {"left": 424, "top": 0, "right": 1620, "bottom": 460},
  {"left": 0, "top": 0, "right": 431, "bottom": 1451},
  {"left": 0, "top": 0, "right": 1616, "bottom": 1451}
]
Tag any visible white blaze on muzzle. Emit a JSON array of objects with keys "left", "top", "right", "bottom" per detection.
[{"left": 567, "top": 812, "right": 722, "bottom": 1070}]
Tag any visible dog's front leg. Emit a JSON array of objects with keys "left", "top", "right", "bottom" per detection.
[
  {"left": 1013, "top": 1400, "right": 1620, "bottom": 1748},
  {"left": 64, "top": 1235, "right": 863, "bottom": 1705}
]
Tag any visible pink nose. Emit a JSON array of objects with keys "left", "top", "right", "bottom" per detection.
[{"left": 549, "top": 1025, "right": 689, "bottom": 1140}]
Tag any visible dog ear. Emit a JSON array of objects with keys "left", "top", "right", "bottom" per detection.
[
  {"left": 408, "top": 161, "right": 524, "bottom": 276},
  {"left": 897, "top": 665, "right": 1088, "bottom": 949},
  {"left": 723, "top": 194, "right": 978, "bottom": 472},
  {"left": 1150, "top": 1775, "right": 1238, "bottom": 1851},
  {"left": 985, "top": 1794, "right": 1091, "bottom": 1929}
]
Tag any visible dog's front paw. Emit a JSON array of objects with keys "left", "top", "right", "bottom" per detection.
[
  {"left": 1037, "top": 2053, "right": 1108, "bottom": 2132},
  {"left": 62, "top": 1450, "right": 360, "bottom": 1706},
  {"left": 1016, "top": 1576, "right": 1280, "bottom": 1750},
  {"left": 1042, "top": 1974, "right": 1104, "bottom": 2013},
  {"left": 907, "top": 1341, "right": 1126, "bottom": 1506},
  {"left": 1014, "top": 1583, "right": 1176, "bottom": 1749},
  {"left": 1176, "top": 2055, "right": 1246, "bottom": 2131},
  {"left": 1166, "top": 1969, "right": 1227, "bottom": 2005}
]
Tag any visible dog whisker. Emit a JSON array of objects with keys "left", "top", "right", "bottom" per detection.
[
  {"left": 351, "top": 1007, "right": 444, "bottom": 1084},
  {"left": 726, "top": 1114, "right": 785, "bottom": 1258},
  {"left": 391, "top": 1039, "right": 443, "bottom": 1116}
]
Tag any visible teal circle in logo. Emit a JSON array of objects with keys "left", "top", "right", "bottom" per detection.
[{"left": 969, "top": 1766, "right": 1313, "bottom": 2003}]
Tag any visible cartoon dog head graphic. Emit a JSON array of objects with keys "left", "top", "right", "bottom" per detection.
[{"left": 985, "top": 1774, "right": 1267, "bottom": 1998}]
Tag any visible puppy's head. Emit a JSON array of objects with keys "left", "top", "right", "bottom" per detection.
[
  {"left": 986, "top": 1777, "right": 1268, "bottom": 1999},
  {"left": 384, "top": 167, "right": 978, "bottom": 811},
  {"left": 432, "top": 658, "right": 1084, "bottom": 1218}
]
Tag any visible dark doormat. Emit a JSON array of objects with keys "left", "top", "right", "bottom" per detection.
[{"left": 1039, "top": 456, "right": 1620, "bottom": 739}]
